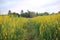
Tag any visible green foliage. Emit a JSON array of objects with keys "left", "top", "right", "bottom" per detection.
[
  {"left": 1, "top": 11, "right": 60, "bottom": 40},
  {"left": 8, "top": 10, "right": 50, "bottom": 18}
]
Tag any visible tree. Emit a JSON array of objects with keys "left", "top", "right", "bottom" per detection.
[
  {"left": 27, "top": 10, "right": 31, "bottom": 17},
  {"left": 44, "top": 12, "right": 49, "bottom": 15},
  {"left": 36, "top": 12, "right": 39, "bottom": 16},
  {"left": 20, "top": 10, "right": 36, "bottom": 18},
  {"left": 58, "top": 11, "right": 60, "bottom": 13},
  {"left": 12, "top": 12, "right": 20, "bottom": 17},
  {"left": 20, "top": 10, "right": 24, "bottom": 17},
  {"left": 27, "top": 10, "right": 35, "bottom": 18},
  {"left": 51, "top": 12, "right": 55, "bottom": 15},
  {"left": 21, "top": 10, "right": 23, "bottom": 14},
  {"left": 8, "top": 10, "right": 11, "bottom": 14}
]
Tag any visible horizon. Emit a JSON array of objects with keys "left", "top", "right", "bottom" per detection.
[{"left": 0, "top": 0, "right": 60, "bottom": 14}]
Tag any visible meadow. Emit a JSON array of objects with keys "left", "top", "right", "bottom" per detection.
[{"left": 0, "top": 13, "right": 60, "bottom": 40}]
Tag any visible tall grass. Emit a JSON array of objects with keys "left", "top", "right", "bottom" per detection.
[{"left": 0, "top": 14, "right": 60, "bottom": 40}]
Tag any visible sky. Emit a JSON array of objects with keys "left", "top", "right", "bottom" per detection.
[{"left": 0, "top": 0, "right": 60, "bottom": 14}]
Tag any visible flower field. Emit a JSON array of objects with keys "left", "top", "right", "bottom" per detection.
[{"left": 0, "top": 13, "right": 60, "bottom": 40}]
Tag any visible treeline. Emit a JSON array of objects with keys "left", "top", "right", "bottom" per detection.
[{"left": 8, "top": 10, "right": 60, "bottom": 18}]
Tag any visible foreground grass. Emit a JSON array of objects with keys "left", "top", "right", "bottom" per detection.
[{"left": 0, "top": 13, "right": 60, "bottom": 40}]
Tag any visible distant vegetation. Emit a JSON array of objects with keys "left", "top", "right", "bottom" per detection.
[{"left": 8, "top": 10, "right": 60, "bottom": 18}]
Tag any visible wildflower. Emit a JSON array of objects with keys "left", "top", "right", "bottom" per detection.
[
  {"left": 11, "top": 29, "right": 14, "bottom": 33},
  {"left": 2, "top": 24, "right": 5, "bottom": 30}
]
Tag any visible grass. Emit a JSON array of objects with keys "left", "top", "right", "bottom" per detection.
[{"left": 0, "top": 13, "right": 60, "bottom": 40}]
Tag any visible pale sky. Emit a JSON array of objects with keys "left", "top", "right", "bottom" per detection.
[{"left": 0, "top": 0, "right": 60, "bottom": 14}]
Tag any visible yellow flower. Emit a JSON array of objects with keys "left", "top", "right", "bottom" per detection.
[
  {"left": 58, "top": 28, "right": 60, "bottom": 31},
  {"left": 11, "top": 29, "right": 14, "bottom": 33},
  {"left": 56, "top": 37, "right": 58, "bottom": 40},
  {"left": 5, "top": 32, "right": 7, "bottom": 36},
  {"left": 11, "top": 35, "right": 13, "bottom": 38},
  {"left": 4, "top": 36, "right": 6, "bottom": 39},
  {"left": 2, "top": 24, "right": 5, "bottom": 30}
]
